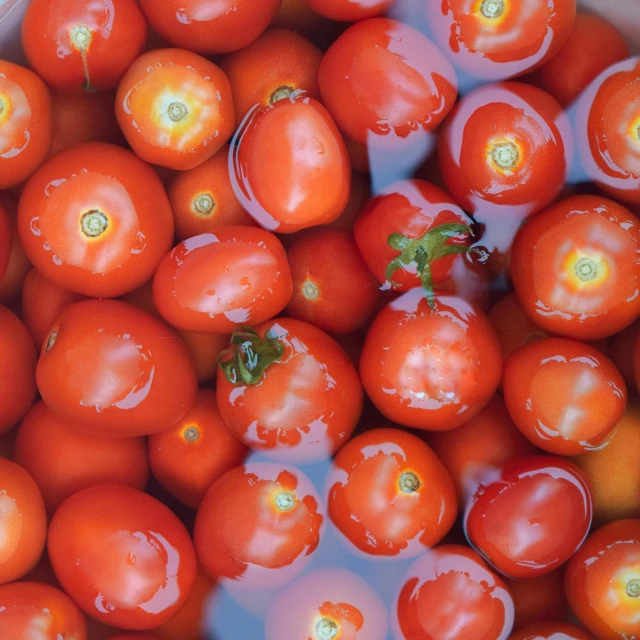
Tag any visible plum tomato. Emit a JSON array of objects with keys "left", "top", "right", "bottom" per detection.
[
  {"left": 464, "top": 455, "right": 592, "bottom": 580},
  {"left": 48, "top": 485, "right": 197, "bottom": 630},
  {"left": 0, "top": 204, "right": 10, "bottom": 283},
  {"left": 509, "top": 622, "right": 596, "bottom": 640},
  {"left": 0, "top": 61, "right": 52, "bottom": 190},
  {"left": 439, "top": 82, "right": 572, "bottom": 218},
  {"left": 194, "top": 462, "right": 324, "bottom": 590},
  {"left": 116, "top": 49, "right": 234, "bottom": 171},
  {"left": 359, "top": 289, "right": 502, "bottom": 431},
  {"left": 394, "top": 544, "right": 514, "bottom": 640},
  {"left": 318, "top": 18, "right": 457, "bottom": 145},
  {"left": 152, "top": 227, "right": 292, "bottom": 334},
  {"left": 305, "top": 0, "right": 393, "bottom": 21},
  {"left": 503, "top": 337, "right": 627, "bottom": 455},
  {"left": 13, "top": 401, "right": 149, "bottom": 515},
  {"left": 0, "top": 582, "right": 87, "bottom": 640},
  {"left": 231, "top": 93, "right": 350, "bottom": 233},
  {"left": 217, "top": 318, "right": 363, "bottom": 463},
  {"left": 565, "top": 519, "right": 640, "bottom": 640},
  {"left": 265, "top": 568, "right": 388, "bottom": 640},
  {"left": 285, "top": 228, "right": 380, "bottom": 334},
  {"left": 511, "top": 195, "right": 640, "bottom": 340},
  {"left": 18, "top": 142, "right": 174, "bottom": 298},
  {"left": 425, "top": 0, "right": 576, "bottom": 81},
  {"left": 327, "top": 428, "right": 457, "bottom": 558},
  {"left": 36, "top": 299, "right": 198, "bottom": 437},
  {"left": 0, "top": 459, "right": 46, "bottom": 585}
]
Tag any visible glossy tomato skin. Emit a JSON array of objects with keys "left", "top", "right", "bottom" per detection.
[
  {"left": 318, "top": 18, "right": 457, "bottom": 145},
  {"left": 509, "top": 622, "right": 596, "bottom": 640},
  {"left": 511, "top": 195, "right": 640, "bottom": 340},
  {"left": 464, "top": 456, "right": 592, "bottom": 580},
  {"left": 232, "top": 94, "right": 350, "bottom": 233},
  {"left": 152, "top": 227, "right": 292, "bottom": 334},
  {"left": 394, "top": 544, "right": 514, "bottom": 640},
  {"left": 360, "top": 289, "right": 502, "bottom": 431},
  {"left": 36, "top": 299, "right": 198, "bottom": 437},
  {"left": 306, "top": 0, "right": 393, "bottom": 21}
]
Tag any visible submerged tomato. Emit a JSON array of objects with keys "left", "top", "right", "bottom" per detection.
[{"left": 509, "top": 623, "right": 596, "bottom": 640}]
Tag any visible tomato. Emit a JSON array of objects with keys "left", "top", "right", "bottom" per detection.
[
  {"left": 177, "top": 330, "right": 230, "bottom": 383},
  {"left": 0, "top": 194, "right": 31, "bottom": 302},
  {"left": 511, "top": 195, "right": 640, "bottom": 340},
  {"left": 231, "top": 93, "right": 350, "bottom": 233},
  {"left": 509, "top": 622, "right": 596, "bottom": 640},
  {"left": 327, "top": 428, "right": 457, "bottom": 558},
  {"left": 464, "top": 456, "right": 592, "bottom": 580},
  {"left": 153, "top": 227, "right": 292, "bottom": 333},
  {"left": 394, "top": 544, "right": 514, "bottom": 640},
  {"left": 425, "top": 0, "right": 576, "bottom": 81},
  {"left": 217, "top": 318, "right": 363, "bottom": 463},
  {"left": 0, "top": 582, "right": 87, "bottom": 640},
  {"left": 360, "top": 289, "right": 502, "bottom": 431},
  {"left": 610, "top": 320, "right": 639, "bottom": 389},
  {"left": 13, "top": 401, "right": 149, "bottom": 515},
  {"left": 305, "top": 0, "right": 393, "bottom": 21},
  {"left": 36, "top": 299, "right": 198, "bottom": 437},
  {"left": 0, "top": 61, "right": 52, "bottom": 190},
  {"left": 0, "top": 204, "right": 10, "bottom": 283},
  {"left": 439, "top": 82, "right": 572, "bottom": 219},
  {"left": 318, "top": 18, "right": 457, "bottom": 146},
  {"left": 194, "top": 462, "right": 324, "bottom": 590},
  {"left": 265, "top": 569, "right": 388, "bottom": 640},
  {"left": 18, "top": 142, "right": 174, "bottom": 298}
]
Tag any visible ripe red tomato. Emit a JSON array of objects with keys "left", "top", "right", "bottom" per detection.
[
  {"left": 152, "top": 226, "right": 292, "bottom": 333},
  {"left": 36, "top": 299, "right": 198, "bottom": 437},
  {"left": 509, "top": 622, "right": 596, "bottom": 640},
  {"left": 0, "top": 194, "right": 31, "bottom": 303},
  {"left": 394, "top": 544, "right": 514, "bottom": 640},
  {"left": 327, "top": 428, "right": 457, "bottom": 557},
  {"left": 609, "top": 320, "right": 639, "bottom": 389},
  {"left": 318, "top": 18, "right": 457, "bottom": 145},
  {"left": 360, "top": 289, "right": 502, "bottom": 431},
  {"left": 194, "top": 462, "right": 324, "bottom": 590},
  {"left": 48, "top": 485, "right": 197, "bottom": 630},
  {"left": 511, "top": 195, "right": 640, "bottom": 340},
  {"left": 464, "top": 456, "right": 592, "bottom": 580},
  {"left": 0, "top": 204, "right": 10, "bottom": 283},
  {"left": 231, "top": 93, "right": 350, "bottom": 233},
  {"left": 305, "top": 0, "right": 393, "bottom": 21},
  {"left": 265, "top": 569, "right": 388, "bottom": 640},
  {"left": 177, "top": 330, "right": 230, "bottom": 383}
]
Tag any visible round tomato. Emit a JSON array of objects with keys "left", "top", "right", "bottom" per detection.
[
  {"left": 216, "top": 318, "right": 363, "bottom": 463},
  {"left": 36, "top": 299, "right": 198, "bottom": 437},
  {"left": 48, "top": 485, "right": 197, "bottom": 630},
  {"left": 609, "top": 320, "right": 639, "bottom": 389},
  {"left": 509, "top": 623, "right": 596, "bottom": 640},
  {"left": 305, "top": 0, "right": 392, "bottom": 21}
]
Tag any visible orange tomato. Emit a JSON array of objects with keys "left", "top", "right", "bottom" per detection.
[
  {"left": 0, "top": 193, "right": 31, "bottom": 303},
  {"left": 306, "top": 0, "right": 393, "bottom": 21}
]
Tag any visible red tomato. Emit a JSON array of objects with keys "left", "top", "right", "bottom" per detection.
[
  {"left": 152, "top": 227, "right": 292, "bottom": 334},
  {"left": 305, "top": 0, "right": 392, "bottom": 21},
  {"left": 265, "top": 568, "right": 388, "bottom": 640},
  {"left": 464, "top": 456, "right": 592, "bottom": 579},
  {"left": 394, "top": 544, "right": 514, "bottom": 640},
  {"left": 0, "top": 193, "right": 31, "bottom": 303},
  {"left": 36, "top": 299, "right": 198, "bottom": 437},
  {"left": 511, "top": 195, "right": 640, "bottom": 340},
  {"left": 509, "top": 623, "right": 596, "bottom": 640},
  {"left": 217, "top": 318, "right": 363, "bottom": 463},
  {"left": 0, "top": 582, "right": 87, "bottom": 640},
  {"left": 0, "top": 61, "right": 52, "bottom": 190},
  {"left": 177, "top": 330, "right": 230, "bottom": 383},
  {"left": 609, "top": 319, "right": 639, "bottom": 389},
  {"left": 565, "top": 519, "right": 640, "bottom": 639},
  {"left": 318, "top": 18, "right": 457, "bottom": 145},
  {"left": 0, "top": 204, "right": 10, "bottom": 283},
  {"left": 13, "top": 401, "right": 149, "bottom": 515},
  {"left": 327, "top": 428, "right": 457, "bottom": 557},
  {"left": 360, "top": 289, "right": 502, "bottom": 431},
  {"left": 194, "top": 462, "right": 324, "bottom": 590},
  {"left": 231, "top": 94, "right": 350, "bottom": 233},
  {"left": 48, "top": 485, "right": 197, "bottom": 630}
]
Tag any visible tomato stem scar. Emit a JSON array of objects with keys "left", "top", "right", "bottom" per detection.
[
  {"left": 184, "top": 426, "right": 200, "bottom": 443},
  {"left": 275, "top": 491, "right": 296, "bottom": 512},
  {"left": 69, "top": 25, "right": 94, "bottom": 92},
  {"left": 481, "top": 0, "right": 505, "bottom": 18},
  {"left": 315, "top": 618, "right": 338, "bottom": 640},
  {"left": 399, "top": 471, "right": 421, "bottom": 493},
  {"left": 627, "top": 579, "right": 640, "bottom": 598},
  {"left": 490, "top": 141, "right": 519, "bottom": 170},
  {"left": 270, "top": 86, "right": 295, "bottom": 104},
  {"left": 0, "top": 98, "right": 4, "bottom": 116},
  {"left": 46, "top": 330, "right": 58, "bottom": 352},
  {"left": 81, "top": 210, "right": 109, "bottom": 238},
  {"left": 193, "top": 194, "right": 214, "bottom": 216},
  {"left": 168, "top": 102, "right": 188, "bottom": 122},
  {"left": 301, "top": 279, "right": 320, "bottom": 301},
  {"left": 575, "top": 257, "right": 597, "bottom": 282}
]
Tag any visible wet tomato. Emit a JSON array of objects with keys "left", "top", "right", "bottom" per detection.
[
  {"left": 217, "top": 318, "right": 363, "bottom": 463},
  {"left": 464, "top": 456, "right": 592, "bottom": 579},
  {"left": 305, "top": 0, "right": 393, "bottom": 21},
  {"left": 36, "top": 299, "right": 198, "bottom": 437},
  {"left": 509, "top": 622, "right": 596, "bottom": 640}
]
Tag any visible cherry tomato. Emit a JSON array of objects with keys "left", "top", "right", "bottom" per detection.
[
  {"left": 0, "top": 204, "right": 10, "bottom": 283},
  {"left": 18, "top": 142, "right": 174, "bottom": 298},
  {"left": 36, "top": 299, "right": 198, "bottom": 437},
  {"left": 217, "top": 318, "right": 363, "bottom": 463},
  {"left": 177, "top": 330, "right": 230, "bottom": 383},
  {"left": 265, "top": 568, "right": 388, "bottom": 640},
  {"left": 305, "top": 0, "right": 393, "bottom": 21},
  {"left": 231, "top": 93, "right": 350, "bottom": 233},
  {"left": 0, "top": 581, "right": 87, "bottom": 640},
  {"left": 394, "top": 544, "right": 514, "bottom": 640},
  {"left": 360, "top": 289, "right": 502, "bottom": 431},
  {"left": 464, "top": 455, "right": 592, "bottom": 579},
  {"left": 13, "top": 401, "right": 149, "bottom": 515},
  {"left": 509, "top": 622, "right": 596, "bottom": 640},
  {"left": 152, "top": 227, "right": 292, "bottom": 334},
  {"left": 511, "top": 195, "right": 640, "bottom": 340},
  {"left": 194, "top": 462, "right": 324, "bottom": 590},
  {"left": 0, "top": 61, "right": 52, "bottom": 190},
  {"left": 318, "top": 18, "right": 457, "bottom": 145},
  {"left": 0, "top": 193, "right": 31, "bottom": 302}
]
